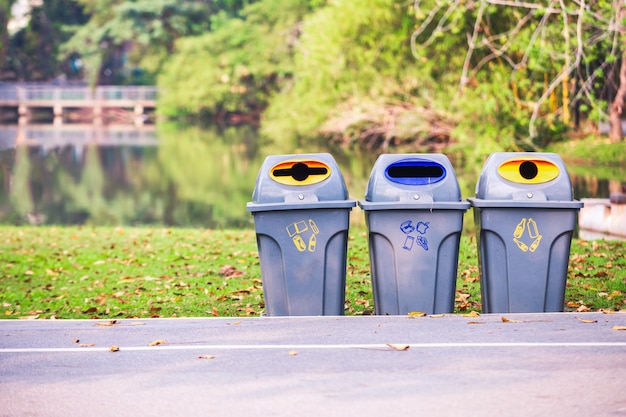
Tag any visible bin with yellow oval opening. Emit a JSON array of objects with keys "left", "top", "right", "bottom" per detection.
[
  {"left": 468, "top": 152, "right": 584, "bottom": 313},
  {"left": 247, "top": 153, "right": 356, "bottom": 316},
  {"left": 359, "top": 154, "right": 470, "bottom": 315}
]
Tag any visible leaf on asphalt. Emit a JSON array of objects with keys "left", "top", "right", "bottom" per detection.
[
  {"left": 288, "top": 351, "right": 299, "bottom": 356},
  {"left": 197, "top": 354, "right": 215, "bottom": 359},
  {"left": 613, "top": 325, "right": 626, "bottom": 331},
  {"left": 148, "top": 339, "right": 167, "bottom": 346},
  {"left": 130, "top": 321, "right": 146, "bottom": 326},
  {"left": 79, "top": 343, "right": 95, "bottom": 347},
  {"left": 468, "top": 321, "right": 486, "bottom": 325},
  {"left": 501, "top": 317, "right": 522, "bottom": 323},
  {"left": 407, "top": 311, "right": 426, "bottom": 318},
  {"left": 575, "top": 317, "right": 597, "bottom": 323},
  {"left": 72, "top": 338, "right": 80, "bottom": 343},
  {"left": 387, "top": 344, "right": 410, "bottom": 351},
  {"left": 463, "top": 311, "right": 480, "bottom": 317},
  {"left": 600, "top": 309, "right": 615, "bottom": 315},
  {"left": 109, "top": 345, "right": 120, "bottom": 352},
  {"left": 96, "top": 320, "right": 118, "bottom": 327},
  {"left": 429, "top": 314, "right": 446, "bottom": 318}
]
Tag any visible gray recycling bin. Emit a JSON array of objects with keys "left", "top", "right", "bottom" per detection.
[
  {"left": 468, "top": 152, "right": 584, "bottom": 313},
  {"left": 358, "top": 154, "right": 470, "bottom": 315},
  {"left": 247, "top": 153, "right": 356, "bottom": 316}
]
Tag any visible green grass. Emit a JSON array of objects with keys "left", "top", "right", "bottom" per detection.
[{"left": 0, "top": 226, "right": 624, "bottom": 319}]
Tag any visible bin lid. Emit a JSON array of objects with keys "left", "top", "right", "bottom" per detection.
[
  {"left": 359, "top": 154, "right": 469, "bottom": 210},
  {"left": 247, "top": 153, "right": 356, "bottom": 212},
  {"left": 472, "top": 152, "right": 579, "bottom": 202}
]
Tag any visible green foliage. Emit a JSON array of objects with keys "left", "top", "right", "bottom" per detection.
[
  {"left": 61, "top": 0, "right": 216, "bottom": 85},
  {"left": 158, "top": 0, "right": 316, "bottom": 118},
  {"left": 262, "top": 0, "right": 422, "bottom": 145}
]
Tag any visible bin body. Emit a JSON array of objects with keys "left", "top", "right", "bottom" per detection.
[
  {"left": 359, "top": 154, "right": 470, "bottom": 315},
  {"left": 247, "top": 153, "right": 355, "bottom": 316},
  {"left": 468, "top": 152, "right": 583, "bottom": 313}
]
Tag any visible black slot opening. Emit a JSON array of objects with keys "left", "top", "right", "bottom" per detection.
[
  {"left": 519, "top": 161, "right": 538, "bottom": 180},
  {"left": 387, "top": 165, "right": 444, "bottom": 178},
  {"left": 273, "top": 163, "right": 328, "bottom": 181}
]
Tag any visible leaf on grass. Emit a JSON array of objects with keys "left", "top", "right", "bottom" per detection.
[
  {"left": 613, "top": 325, "right": 626, "bottom": 331},
  {"left": 96, "top": 320, "right": 118, "bottom": 327},
  {"left": 109, "top": 345, "right": 120, "bottom": 352},
  {"left": 407, "top": 311, "right": 426, "bottom": 318},
  {"left": 501, "top": 317, "right": 522, "bottom": 323},
  {"left": 148, "top": 339, "right": 167, "bottom": 346},
  {"left": 79, "top": 343, "right": 95, "bottom": 347},
  {"left": 575, "top": 317, "right": 597, "bottom": 323},
  {"left": 387, "top": 344, "right": 410, "bottom": 351},
  {"left": 220, "top": 265, "right": 243, "bottom": 277},
  {"left": 576, "top": 305, "right": 591, "bottom": 312},
  {"left": 288, "top": 351, "right": 299, "bottom": 356},
  {"left": 463, "top": 311, "right": 480, "bottom": 317},
  {"left": 197, "top": 354, "right": 215, "bottom": 359},
  {"left": 599, "top": 309, "right": 615, "bottom": 315}
]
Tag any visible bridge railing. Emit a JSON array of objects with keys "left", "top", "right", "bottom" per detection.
[{"left": 0, "top": 84, "right": 157, "bottom": 103}]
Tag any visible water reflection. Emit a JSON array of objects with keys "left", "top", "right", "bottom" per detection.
[{"left": 0, "top": 123, "right": 621, "bottom": 227}]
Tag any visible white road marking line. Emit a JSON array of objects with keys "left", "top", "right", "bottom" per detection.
[{"left": 1, "top": 341, "right": 626, "bottom": 353}]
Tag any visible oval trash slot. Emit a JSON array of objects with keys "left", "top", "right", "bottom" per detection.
[
  {"left": 384, "top": 158, "right": 447, "bottom": 185},
  {"left": 270, "top": 159, "right": 331, "bottom": 186},
  {"left": 497, "top": 157, "right": 560, "bottom": 184}
]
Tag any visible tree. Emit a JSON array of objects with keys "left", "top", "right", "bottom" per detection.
[
  {"left": 411, "top": 0, "right": 625, "bottom": 145},
  {"left": 609, "top": 4, "right": 626, "bottom": 142},
  {"left": 60, "top": 0, "right": 221, "bottom": 85}
]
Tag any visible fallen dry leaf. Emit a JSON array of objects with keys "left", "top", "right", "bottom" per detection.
[
  {"left": 197, "top": 354, "right": 215, "bottom": 359},
  {"left": 468, "top": 321, "right": 486, "bottom": 325},
  {"left": 288, "top": 351, "right": 299, "bottom": 356},
  {"left": 72, "top": 338, "right": 80, "bottom": 343},
  {"left": 387, "top": 344, "right": 410, "bottom": 351},
  {"left": 109, "top": 345, "right": 120, "bottom": 352},
  {"left": 501, "top": 317, "right": 522, "bottom": 323},
  {"left": 463, "top": 311, "right": 480, "bottom": 317},
  {"left": 96, "top": 320, "right": 118, "bottom": 327},
  {"left": 78, "top": 343, "right": 95, "bottom": 347},
  {"left": 407, "top": 311, "right": 426, "bottom": 318},
  {"left": 613, "top": 325, "right": 626, "bottom": 331},
  {"left": 429, "top": 314, "right": 446, "bottom": 318},
  {"left": 575, "top": 317, "right": 598, "bottom": 323},
  {"left": 148, "top": 339, "right": 167, "bottom": 346},
  {"left": 220, "top": 265, "right": 243, "bottom": 277}
]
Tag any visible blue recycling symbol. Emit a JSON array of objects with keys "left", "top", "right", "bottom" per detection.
[{"left": 400, "top": 220, "right": 429, "bottom": 251}]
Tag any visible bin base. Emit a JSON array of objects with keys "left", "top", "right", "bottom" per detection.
[
  {"left": 252, "top": 208, "right": 351, "bottom": 316},
  {"left": 474, "top": 207, "right": 578, "bottom": 313}
]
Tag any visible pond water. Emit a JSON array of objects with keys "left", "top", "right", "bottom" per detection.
[{"left": 0, "top": 123, "right": 621, "bottom": 228}]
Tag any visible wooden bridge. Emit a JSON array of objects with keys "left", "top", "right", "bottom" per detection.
[{"left": 0, "top": 83, "right": 157, "bottom": 126}]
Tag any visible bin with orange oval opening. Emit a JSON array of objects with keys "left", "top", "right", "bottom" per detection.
[
  {"left": 247, "top": 153, "right": 356, "bottom": 316},
  {"left": 468, "top": 153, "right": 584, "bottom": 313}
]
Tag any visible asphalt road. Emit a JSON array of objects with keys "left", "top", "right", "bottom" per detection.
[{"left": 1, "top": 312, "right": 625, "bottom": 417}]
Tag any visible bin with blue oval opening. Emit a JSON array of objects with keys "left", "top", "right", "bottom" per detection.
[
  {"left": 468, "top": 152, "right": 584, "bottom": 313},
  {"left": 358, "top": 154, "right": 470, "bottom": 315},
  {"left": 247, "top": 153, "right": 356, "bottom": 316}
]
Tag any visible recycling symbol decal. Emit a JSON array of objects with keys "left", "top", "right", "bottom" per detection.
[
  {"left": 512, "top": 217, "right": 542, "bottom": 252},
  {"left": 400, "top": 220, "right": 430, "bottom": 251},
  {"left": 286, "top": 219, "right": 319, "bottom": 253}
]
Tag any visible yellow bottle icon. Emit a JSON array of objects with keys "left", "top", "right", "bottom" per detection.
[
  {"left": 513, "top": 238, "right": 529, "bottom": 252},
  {"left": 514, "top": 218, "right": 526, "bottom": 239},
  {"left": 527, "top": 218, "right": 539, "bottom": 238}
]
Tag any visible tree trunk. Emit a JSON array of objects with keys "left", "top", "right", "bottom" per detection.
[{"left": 609, "top": 54, "right": 626, "bottom": 143}]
